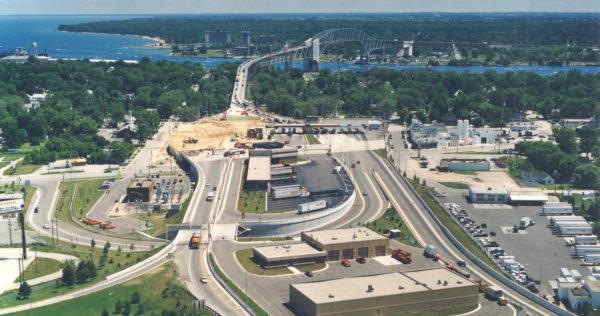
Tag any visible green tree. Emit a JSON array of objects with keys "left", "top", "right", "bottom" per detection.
[
  {"left": 131, "top": 291, "right": 141, "bottom": 304},
  {"left": 103, "top": 241, "right": 111, "bottom": 255},
  {"left": 91, "top": 239, "right": 96, "bottom": 249},
  {"left": 114, "top": 300, "right": 123, "bottom": 314},
  {"left": 553, "top": 126, "right": 578, "bottom": 155},
  {"left": 17, "top": 282, "right": 31, "bottom": 299},
  {"left": 62, "top": 260, "right": 76, "bottom": 286},
  {"left": 101, "top": 308, "right": 110, "bottom": 316},
  {"left": 136, "top": 303, "right": 145, "bottom": 315},
  {"left": 574, "top": 164, "right": 600, "bottom": 190},
  {"left": 578, "top": 126, "right": 599, "bottom": 157},
  {"left": 122, "top": 302, "right": 131, "bottom": 316}
]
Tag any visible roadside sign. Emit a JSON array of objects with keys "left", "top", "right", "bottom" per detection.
[{"left": 0, "top": 199, "right": 25, "bottom": 215}]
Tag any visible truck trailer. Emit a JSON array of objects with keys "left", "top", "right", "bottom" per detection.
[
  {"left": 559, "top": 226, "right": 593, "bottom": 236},
  {"left": 574, "top": 245, "right": 600, "bottom": 257},
  {"left": 297, "top": 200, "right": 327, "bottom": 214},
  {"left": 576, "top": 235, "right": 598, "bottom": 245},
  {"left": 542, "top": 202, "right": 573, "bottom": 215},
  {"left": 585, "top": 254, "right": 600, "bottom": 265},
  {"left": 550, "top": 216, "right": 586, "bottom": 226},
  {"left": 485, "top": 285, "right": 503, "bottom": 300}
]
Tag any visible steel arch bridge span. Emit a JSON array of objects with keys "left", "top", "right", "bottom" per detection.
[{"left": 252, "top": 28, "right": 413, "bottom": 71}]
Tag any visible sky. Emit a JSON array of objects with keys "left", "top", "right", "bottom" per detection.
[{"left": 1, "top": 0, "right": 600, "bottom": 15}]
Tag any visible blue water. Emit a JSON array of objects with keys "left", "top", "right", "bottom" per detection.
[{"left": 1, "top": 15, "right": 600, "bottom": 75}]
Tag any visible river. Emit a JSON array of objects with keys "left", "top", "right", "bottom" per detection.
[{"left": 2, "top": 15, "right": 600, "bottom": 75}]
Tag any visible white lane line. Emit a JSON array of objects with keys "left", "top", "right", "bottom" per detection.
[{"left": 363, "top": 171, "right": 386, "bottom": 223}]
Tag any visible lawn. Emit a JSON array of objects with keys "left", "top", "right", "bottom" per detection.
[
  {"left": 55, "top": 178, "right": 107, "bottom": 224},
  {"left": 209, "top": 253, "right": 269, "bottom": 316},
  {"left": 372, "top": 148, "right": 387, "bottom": 160},
  {"left": 238, "top": 190, "right": 266, "bottom": 213},
  {"left": 439, "top": 182, "right": 470, "bottom": 190},
  {"left": 0, "top": 238, "right": 162, "bottom": 309},
  {"left": 16, "top": 257, "right": 63, "bottom": 282},
  {"left": 541, "top": 183, "right": 574, "bottom": 191},
  {"left": 363, "top": 208, "right": 421, "bottom": 247},
  {"left": 3, "top": 160, "right": 42, "bottom": 176},
  {"left": 409, "top": 180, "right": 502, "bottom": 274},
  {"left": 306, "top": 134, "right": 321, "bottom": 145},
  {"left": 10, "top": 263, "right": 212, "bottom": 316}
]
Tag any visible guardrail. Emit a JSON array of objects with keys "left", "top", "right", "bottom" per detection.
[
  {"left": 207, "top": 252, "right": 255, "bottom": 316},
  {"left": 396, "top": 169, "right": 574, "bottom": 315}
]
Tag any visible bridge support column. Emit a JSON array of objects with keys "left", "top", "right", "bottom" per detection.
[{"left": 303, "top": 59, "right": 319, "bottom": 72}]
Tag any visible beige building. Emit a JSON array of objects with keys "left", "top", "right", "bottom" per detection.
[
  {"left": 289, "top": 268, "right": 479, "bottom": 316},
  {"left": 252, "top": 243, "right": 326, "bottom": 268},
  {"left": 301, "top": 227, "right": 389, "bottom": 261}
]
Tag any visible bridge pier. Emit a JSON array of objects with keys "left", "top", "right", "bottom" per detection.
[{"left": 303, "top": 59, "right": 319, "bottom": 72}]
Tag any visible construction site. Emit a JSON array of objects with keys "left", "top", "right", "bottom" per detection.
[{"left": 169, "top": 115, "right": 269, "bottom": 155}]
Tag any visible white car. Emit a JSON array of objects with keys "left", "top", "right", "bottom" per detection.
[
  {"left": 205, "top": 182, "right": 210, "bottom": 187},
  {"left": 42, "top": 223, "right": 50, "bottom": 229},
  {"left": 200, "top": 277, "right": 208, "bottom": 284}
]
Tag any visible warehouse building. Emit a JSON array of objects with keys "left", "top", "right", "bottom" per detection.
[
  {"left": 468, "top": 185, "right": 509, "bottom": 204},
  {"left": 438, "top": 158, "right": 490, "bottom": 172},
  {"left": 252, "top": 243, "right": 326, "bottom": 268},
  {"left": 289, "top": 268, "right": 479, "bottom": 316},
  {"left": 509, "top": 189, "right": 548, "bottom": 205},
  {"left": 301, "top": 227, "right": 389, "bottom": 261},
  {"left": 126, "top": 179, "right": 155, "bottom": 202}
]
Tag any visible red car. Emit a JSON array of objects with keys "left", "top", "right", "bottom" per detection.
[{"left": 341, "top": 259, "right": 352, "bottom": 267}]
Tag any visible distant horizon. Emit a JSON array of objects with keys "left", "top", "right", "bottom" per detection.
[
  {"left": 2, "top": 11, "right": 600, "bottom": 16},
  {"left": 1, "top": 0, "right": 599, "bottom": 15}
]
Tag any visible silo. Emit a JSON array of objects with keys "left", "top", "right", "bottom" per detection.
[
  {"left": 457, "top": 120, "right": 463, "bottom": 140},
  {"left": 463, "top": 119, "right": 469, "bottom": 140}
]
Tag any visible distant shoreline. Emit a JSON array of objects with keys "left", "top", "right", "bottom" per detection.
[{"left": 58, "top": 29, "right": 166, "bottom": 45}]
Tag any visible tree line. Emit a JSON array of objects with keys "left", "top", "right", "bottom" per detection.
[
  {"left": 0, "top": 58, "right": 235, "bottom": 164},
  {"left": 248, "top": 67, "right": 600, "bottom": 127},
  {"left": 57, "top": 13, "right": 600, "bottom": 65}
]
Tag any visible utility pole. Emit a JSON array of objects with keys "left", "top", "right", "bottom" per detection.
[
  {"left": 18, "top": 212, "right": 27, "bottom": 259},
  {"left": 8, "top": 217, "right": 13, "bottom": 245}
]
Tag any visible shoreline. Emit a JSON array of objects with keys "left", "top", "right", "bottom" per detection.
[{"left": 58, "top": 29, "right": 166, "bottom": 45}]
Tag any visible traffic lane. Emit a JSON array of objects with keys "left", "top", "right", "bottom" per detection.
[
  {"left": 191, "top": 159, "right": 228, "bottom": 224},
  {"left": 366, "top": 151, "right": 550, "bottom": 316},
  {"left": 185, "top": 246, "right": 245, "bottom": 316},
  {"left": 220, "top": 158, "right": 245, "bottom": 223}
]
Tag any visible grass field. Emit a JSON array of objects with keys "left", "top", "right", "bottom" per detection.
[
  {"left": 363, "top": 208, "right": 421, "bottom": 247},
  {"left": 237, "top": 165, "right": 266, "bottom": 213},
  {"left": 306, "top": 134, "right": 321, "bottom": 145},
  {"left": 372, "top": 149, "right": 387, "bottom": 160},
  {"left": 10, "top": 263, "right": 212, "bottom": 316},
  {"left": 209, "top": 253, "right": 269, "bottom": 316},
  {"left": 17, "top": 257, "right": 63, "bottom": 282},
  {"left": 409, "top": 180, "right": 502, "bottom": 274},
  {"left": 55, "top": 178, "right": 107, "bottom": 224},
  {"left": 3, "top": 160, "right": 42, "bottom": 176},
  {"left": 439, "top": 182, "right": 470, "bottom": 190},
  {"left": 0, "top": 238, "right": 162, "bottom": 308}
]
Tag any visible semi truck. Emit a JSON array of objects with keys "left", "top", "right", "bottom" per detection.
[
  {"left": 576, "top": 235, "right": 598, "bottom": 245},
  {"left": 189, "top": 234, "right": 201, "bottom": 249},
  {"left": 519, "top": 217, "right": 535, "bottom": 229},
  {"left": 392, "top": 249, "right": 412, "bottom": 264},
  {"left": 297, "top": 200, "right": 327, "bottom": 214},
  {"left": 485, "top": 285, "right": 503, "bottom": 300},
  {"left": 542, "top": 202, "right": 573, "bottom": 215},
  {"left": 271, "top": 185, "right": 309, "bottom": 200}
]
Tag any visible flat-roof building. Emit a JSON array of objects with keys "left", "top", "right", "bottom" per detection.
[
  {"left": 126, "top": 179, "right": 155, "bottom": 202},
  {"left": 289, "top": 268, "right": 479, "bottom": 316},
  {"left": 301, "top": 227, "right": 389, "bottom": 261},
  {"left": 439, "top": 158, "right": 490, "bottom": 172},
  {"left": 468, "top": 185, "right": 509, "bottom": 204},
  {"left": 252, "top": 243, "right": 326, "bottom": 268},
  {"left": 509, "top": 190, "right": 548, "bottom": 205}
]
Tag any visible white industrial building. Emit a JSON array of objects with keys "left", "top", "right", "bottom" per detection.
[
  {"left": 556, "top": 268, "right": 600, "bottom": 312},
  {"left": 468, "top": 185, "right": 509, "bottom": 203}
]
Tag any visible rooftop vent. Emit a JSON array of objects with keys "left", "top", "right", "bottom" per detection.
[
  {"left": 398, "top": 285, "right": 405, "bottom": 290},
  {"left": 457, "top": 280, "right": 463, "bottom": 284},
  {"left": 367, "top": 285, "right": 374, "bottom": 292},
  {"left": 437, "top": 280, "right": 441, "bottom": 285},
  {"left": 443, "top": 281, "right": 448, "bottom": 286},
  {"left": 332, "top": 237, "right": 337, "bottom": 240},
  {"left": 329, "top": 293, "right": 335, "bottom": 298}
]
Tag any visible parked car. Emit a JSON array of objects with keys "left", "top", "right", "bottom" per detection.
[
  {"left": 42, "top": 223, "right": 50, "bottom": 229},
  {"left": 481, "top": 223, "right": 487, "bottom": 228},
  {"left": 356, "top": 257, "right": 366, "bottom": 264},
  {"left": 34, "top": 207, "right": 39, "bottom": 213},
  {"left": 305, "top": 271, "right": 314, "bottom": 277},
  {"left": 200, "top": 277, "right": 208, "bottom": 284},
  {"left": 341, "top": 259, "right": 352, "bottom": 267},
  {"left": 490, "top": 231, "right": 497, "bottom": 236}
]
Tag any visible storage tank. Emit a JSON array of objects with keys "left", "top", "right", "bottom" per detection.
[{"left": 463, "top": 119, "right": 469, "bottom": 140}]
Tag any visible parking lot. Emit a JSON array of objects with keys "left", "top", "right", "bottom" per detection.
[{"left": 439, "top": 188, "right": 590, "bottom": 298}]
